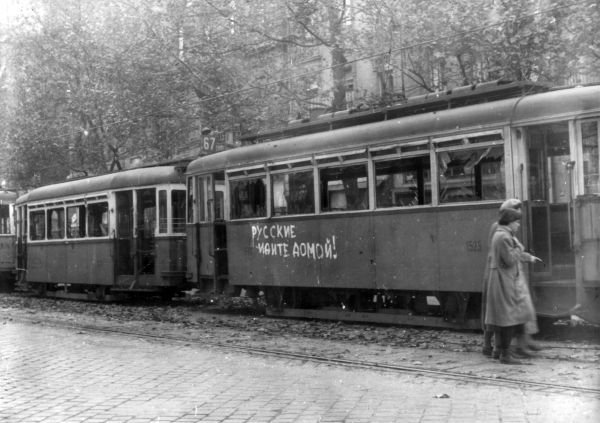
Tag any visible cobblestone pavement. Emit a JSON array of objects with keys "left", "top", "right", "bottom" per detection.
[{"left": 1, "top": 321, "right": 598, "bottom": 423}]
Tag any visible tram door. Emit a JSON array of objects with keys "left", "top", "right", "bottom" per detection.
[
  {"left": 526, "top": 123, "right": 576, "bottom": 282},
  {"left": 136, "top": 188, "right": 156, "bottom": 277},
  {"left": 115, "top": 191, "right": 134, "bottom": 278},
  {"left": 213, "top": 174, "right": 227, "bottom": 292},
  {"left": 195, "top": 173, "right": 227, "bottom": 292}
]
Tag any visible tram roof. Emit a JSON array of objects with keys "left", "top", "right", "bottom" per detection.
[
  {"left": 188, "top": 85, "right": 600, "bottom": 175},
  {"left": 16, "top": 166, "right": 185, "bottom": 205}
]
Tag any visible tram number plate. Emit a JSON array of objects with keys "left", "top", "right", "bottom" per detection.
[{"left": 466, "top": 240, "right": 482, "bottom": 252}]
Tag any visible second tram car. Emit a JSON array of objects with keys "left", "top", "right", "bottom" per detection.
[
  {"left": 185, "top": 83, "right": 600, "bottom": 328},
  {"left": 0, "top": 190, "right": 17, "bottom": 292},
  {"left": 15, "top": 166, "right": 188, "bottom": 300}
]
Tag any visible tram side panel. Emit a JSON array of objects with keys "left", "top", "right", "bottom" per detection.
[
  {"left": 0, "top": 235, "right": 15, "bottom": 291},
  {"left": 26, "top": 237, "right": 185, "bottom": 291},
  {"left": 227, "top": 206, "right": 494, "bottom": 294},
  {"left": 372, "top": 209, "right": 439, "bottom": 292},
  {"left": 227, "top": 215, "right": 376, "bottom": 289},
  {"left": 435, "top": 205, "right": 497, "bottom": 292},
  {"left": 0, "top": 196, "right": 16, "bottom": 291},
  {"left": 198, "top": 225, "right": 215, "bottom": 281},
  {"left": 71, "top": 241, "right": 113, "bottom": 285},
  {"left": 27, "top": 241, "right": 114, "bottom": 286},
  {"left": 155, "top": 235, "right": 187, "bottom": 287}
]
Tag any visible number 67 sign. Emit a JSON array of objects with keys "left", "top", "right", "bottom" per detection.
[{"left": 201, "top": 135, "right": 217, "bottom": 152}]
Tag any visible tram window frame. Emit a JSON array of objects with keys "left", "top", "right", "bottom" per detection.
[
  {"left": 319, "top": 163, "right": 369, "bottom": 212},
  {"left": 159, "top": 190, "right": 168, "bottom": 233},
  {"left": 229, "top": 173, "right": 267, "bottom": 220},
  {"left": 172, "top": 189, "right": 186, "bottom": 232},
  {"left": 66, "top": 205, "right": 86, "bottom": 238},
  {"left": 29, "top": 209, "right": 46, "bottom": 241},
  {"left": 435, "top": 133, "right": 505, "bottom": 204},
  {"left": 0, "top": 204, "right": 10, "bottom": 234},
  {"left": 581, "top": 119, "right": 600, "bottom": 195},
  {"left": 87, "top": 202, "right": 109, "bottom": 237},
  {"left": 214, "top": 174, "right": 225, "bottom": 221},
  {"left": 186, "top": 177, "right": 195, "bottom": 224},
  {"left": 197, "top": 175, "right": 213, "bottom": 223},
  {"left": 374, "top": 155, "right": 432, "bottom": 208},
  {"left": 270, "top": 169, "right": 315, "bottom": 216},
  {"left": 47, "top": 207, "right": 65, "bottom": 240}
]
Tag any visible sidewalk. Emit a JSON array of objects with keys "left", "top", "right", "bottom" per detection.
[{"left": 1, "top": 320, "right": 598, "bottom": 423}]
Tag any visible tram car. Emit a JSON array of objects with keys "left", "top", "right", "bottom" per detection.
[
  {"left": 0, "top": 190, "right": 17, "bottom": 292},
  {"left": 15, "top": 166, "right": 188, "bottom": 300},
  {"left": 185, "top": 81, "right": 600, "bottom": 328}
]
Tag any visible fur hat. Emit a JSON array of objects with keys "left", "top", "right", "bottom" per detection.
[
  {"left": 499, "top": 207, "right": 522, "bottom": 225},
  {"left": 500, "top": 198, "right": 522, "bottom": 211}
]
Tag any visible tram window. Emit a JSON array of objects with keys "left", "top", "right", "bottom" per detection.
[
  {"left": 375, "top": 157, "right": 431, "bottom": 208},
  {"left": 139, "top": 189, "right": 157, "bottom": 236},
  {"left": 172, "top": 190, "right": 186, "bottom": 232},
  {"left": 528, "top": 124, "right": 571, "bottom": 203},
  {"left": 0, "top": 204, "right": 9, "bottom": 234},
  {"left": 320, "top": 164, "right": 368, "bottom": 212},
  {"left": 197, "top": 175, "right": 213, "bottom": 222},
  {"left": 582, "top": 121, "right": 599, "bottom": 194},
  {"left": 438, "top": 146, "right": 505, "bottom": 203},
  {"left": 88, "top": 202, "right": 109, "bottom": 237},
  {"left": 159, "top": 190, "right": 168, "bottom": 233},
  {"left": 214, "top": 176, "right": 225, "bottom": 220},
  {"left": 230, "top": 177, "right": 266, "bottom": 219},
  {"left": 30, "top": 210, "right": 45, "bottom": 240},
  {"left": 272, "top": 171, "right": 314, "bottom": 216},
  {"left": 67, "top": 206, "right": 86, "bottom": 238},
  {"left": 47, "top": 207, "right": 65, "bottom": 239},
  {"left": 187, "top": 177, "right": 194, "bottom": 224}
]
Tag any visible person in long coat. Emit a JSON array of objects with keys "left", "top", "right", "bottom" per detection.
[
  {"left": 484, "top": 207, "right": 537, "bottom": 364},
  {"left": 481, "top": 199, "right": 541, "bottom": 358}
]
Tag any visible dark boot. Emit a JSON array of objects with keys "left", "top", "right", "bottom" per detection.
[
  {"left": 514, "top": 347, "right": 535, "bottom": 358},
  {"left": 500, "top": 349, "right": 522, "bottom": 365},
  {"left": 482, "top": 330, "right": 494, "bottom": 356},
  {"left": 527, "top": 342, "right": 543, "bottom": 351}
]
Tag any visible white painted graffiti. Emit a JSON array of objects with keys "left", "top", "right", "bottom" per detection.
[
  {"left": 251, "top": 224, "right": 297, "bottom": 241},
  {"left": 251, "top": 224, "right": 338, "bottom": 260}
]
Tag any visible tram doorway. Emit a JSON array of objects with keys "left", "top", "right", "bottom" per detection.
[
  {"left": 136, "top": 188, "right": 156, "bottom": 276},
  {"left": 526, "top": 123, "right": 576, "bottom": 284},
  {"left": 190, "top": 172, "right": 227, "bottom": 293},
  {"left": 115, "top": 191, "right": 134, "bottom": 277},
  {"left": 115, "top": 189, "right": 158, "bottom": 288}
]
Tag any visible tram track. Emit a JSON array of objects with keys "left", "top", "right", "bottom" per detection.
[{"left": 7, "top": 314, "right": 600, "bottom": 399}]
